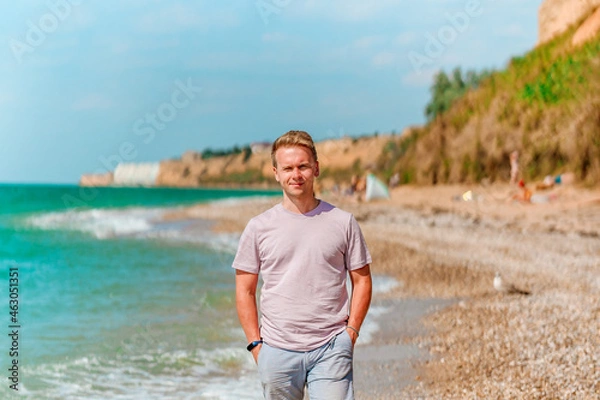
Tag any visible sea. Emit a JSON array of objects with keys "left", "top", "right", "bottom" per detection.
[{"left": 0, "top": 184, "right": 398, "bottom": 400}]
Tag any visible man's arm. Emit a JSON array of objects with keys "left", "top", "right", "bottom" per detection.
[
  {"left": 235, "top": 269, "right": 262, "bottom": 362},
  {"left": 346, "top": 264, "right": 372, "bottom": 345}
]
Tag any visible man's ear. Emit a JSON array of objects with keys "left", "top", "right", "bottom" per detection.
[
  {"left": 273, "top": 166, "right": 279, "bottom": 182},
  {"left": 314, "top": 162, "right": 320, "bottom": 177}
]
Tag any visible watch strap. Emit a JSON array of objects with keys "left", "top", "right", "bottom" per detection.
[{"left": 246, "top": 339, "right": 263, "bottom": 352}]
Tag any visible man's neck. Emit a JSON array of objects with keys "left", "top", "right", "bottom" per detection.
[{"left": 281, "top": 195, "right": 320, "bottom": 214}]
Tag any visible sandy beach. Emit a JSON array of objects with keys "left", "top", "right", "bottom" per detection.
[{"left": 171, "top": 182, "right": 600, "bottom": 399}]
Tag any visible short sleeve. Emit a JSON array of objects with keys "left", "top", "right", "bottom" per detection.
[
  {"left": 232, "top": 219, "right": 261, "bottom": 274},
  {"left": 345, "top": 215, "right": 372, "bottom": 271}
]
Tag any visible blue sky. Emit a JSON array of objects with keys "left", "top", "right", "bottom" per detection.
[{"left": 1, "top": 0, "right": 543, "bottom": 183}]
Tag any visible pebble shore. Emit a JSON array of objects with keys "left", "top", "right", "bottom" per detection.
[{"left": 348, "top": 184, "right": 600, "bottom": 399}]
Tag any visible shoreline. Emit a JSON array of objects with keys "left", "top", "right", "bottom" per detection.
[
  {"left": 175, "top": 183, "right": 600, "bottom": 398},
  {"left": 354, "top": 297, "right": 454, "bottom": 398}
]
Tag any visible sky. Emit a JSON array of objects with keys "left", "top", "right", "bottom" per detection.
[{"left": 0, "top": 0, "right": 543, "bottom": 184}]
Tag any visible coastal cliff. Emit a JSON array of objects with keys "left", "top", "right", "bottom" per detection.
[
  {"left": 79, "top": 172, "right": 113, "bottom": 187},
  {"left": 81, "top": 0, "right": 600, "bottom": 188},
  {"left": 79, "top": 134, "right": 395, "bottom": 189},
  {"left": 539, "top": 0, "right": 600, "bottom": 44},
  {"left": 156, "top": 134, "right": 393, "bottom": 188}
]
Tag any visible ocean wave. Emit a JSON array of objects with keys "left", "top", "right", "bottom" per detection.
[
  {"left": 23, "top": 207, "right": 241, "bottom": 252},
  {"left": 25, "top": 207, "right": 164, "bottom": 239},
  {"left": 143, "top": 228, "right": 240, "bottom": 254},
  {"left": 13, "top": 347, "right": 262, "bottom": 400}
]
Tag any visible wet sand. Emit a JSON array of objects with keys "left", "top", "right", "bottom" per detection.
[{"left": 353, "top": 298, "right": 454, "bottom": 399}]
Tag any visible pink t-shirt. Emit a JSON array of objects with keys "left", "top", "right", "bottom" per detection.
[{"left": 232, "top": 200, "right": 372, "bottom": 351}]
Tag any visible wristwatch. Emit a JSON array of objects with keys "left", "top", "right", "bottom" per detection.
[{"left": 246, "top": 339, "right": 263, "bottom": 352}]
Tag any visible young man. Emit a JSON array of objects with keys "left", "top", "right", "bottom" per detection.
[{"left": 233, "top": 130, "right": 372, "bottom": 400}]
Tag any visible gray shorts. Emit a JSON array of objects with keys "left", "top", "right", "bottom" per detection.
[{"left": 257, "top": 330, "right": 354, "bottom": 400}]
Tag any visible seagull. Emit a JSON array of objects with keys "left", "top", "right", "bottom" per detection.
[{"left": 493, "top": 273, "right": 531, "bottom": 295}]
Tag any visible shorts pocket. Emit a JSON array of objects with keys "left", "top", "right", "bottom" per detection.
[
  {"left": 337, "top": 330, "right": 354, "bottom": 353},
  {"left": 257, "top": 342, "right": 266, "bottom": 367}
]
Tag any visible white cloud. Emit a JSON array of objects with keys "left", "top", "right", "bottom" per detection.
[
  {"left": 63, "top": 5, "right": 95, "bottom": 32},
  {"left": 136, "top": 3, "right": 239, "bottom": 33},
  {"left": 401, "top": 68, "right": 438, "bottom": 87},
  {"left": 371, "top": 52, "right": 396, "bottom": 68},
  {"left": 395, "top": 32, "right": 417, "bottom": 46},
  {"left": 136, "top": 4, "right": 203, "bottom": 33},
  {"left": 72, "top": 94, "right": 114, "bottom": 111},
  {"left": 294, "top": 0, "right": 404, "bottom": 22},
  {"left": 353, "top": 35, "right": 386, "bottom": 49},
  {"left": 184, "top": 51, "right": 259, "bottom": 70}
]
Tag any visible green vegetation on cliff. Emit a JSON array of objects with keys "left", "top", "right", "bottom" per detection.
[
  {"left": 389, "top": 19, "right": 600, "bottom": 185},
  {"left": 425, "top": 67, "right": 492, "bottom": 122},
  {"left": 198, "top": 168, "right": 271, "bottom": 186},
  {"left": 201, "top": 145, "right": 252, "bottom": 162}
]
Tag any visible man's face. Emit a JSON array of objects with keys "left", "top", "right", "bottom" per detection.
[{"left": 273, "top": 146, "right": 319, "bottom": 199}]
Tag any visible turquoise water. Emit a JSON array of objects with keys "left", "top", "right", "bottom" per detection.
[{"left": 0, "top": 185, "right": 279, "bottom": 399}]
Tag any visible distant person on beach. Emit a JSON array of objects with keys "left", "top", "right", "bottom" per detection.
[
  {"left": 512, "top": 179, "right": 532, "bottom": 203},
  {"left": 347, "top": 174, "right": 366, "bottom": 202},
  {"left": 389, "top": 172, "right": 400, "bottom": 188},
  {"left": 233, "top": 130, "right": 373, "bottom": 399},
  {"left": 509, "top": 150, "right": 520, "bottom": 185},
  {"left": 348, "top": 174, "right": 358, "bottom": 195}
]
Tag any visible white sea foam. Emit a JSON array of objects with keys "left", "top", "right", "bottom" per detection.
[
  {"left": 13, "top": 346, "right": 263, "bottom": 400},
  {"left": 371, "top": 275, "right": 400, "bottom": 294},
  {"left": 357, "top": 305, "right": 391, "bottom": 345},
  {"left": 24, "top": 206, "right": 241, "bottom": 253},
  {"left": 26, "top": 208, "right": 164, "bottom": 239},
  {"left": 344, "top": 275, "right": 400, "bottom": 345}
]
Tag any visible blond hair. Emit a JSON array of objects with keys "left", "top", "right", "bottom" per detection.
[{"left": 271, "top": 130, "right": 318, "bottom": 167}]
